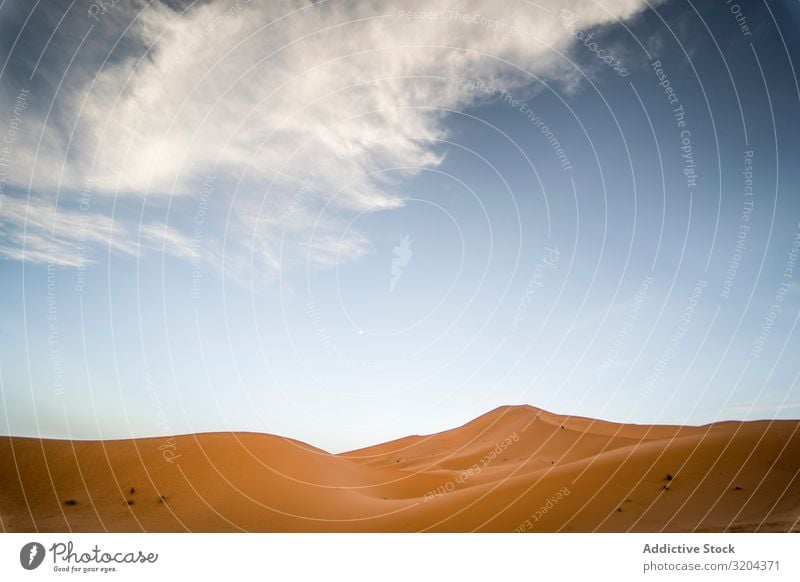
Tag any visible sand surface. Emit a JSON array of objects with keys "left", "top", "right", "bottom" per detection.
[{"left": 2, "top": 405, "right": 799, "bottom": 532}]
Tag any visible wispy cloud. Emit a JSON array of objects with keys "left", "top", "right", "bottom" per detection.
[
  {"left": 1, "top": 0, "right": 654, "bottom": 281},
  {"left": 0, "top": 195, "right": 197, "bottom": 266}
]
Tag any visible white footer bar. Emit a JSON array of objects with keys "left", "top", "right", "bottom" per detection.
[{"left": 1, "top": 533, "right": 797, "bottom": 581}]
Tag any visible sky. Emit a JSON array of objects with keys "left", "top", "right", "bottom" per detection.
[{"left": 1, "top": 0, "right": 800, "bottom": 453}]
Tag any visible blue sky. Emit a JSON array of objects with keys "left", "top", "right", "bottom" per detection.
[{"left": 1, "top": 0, "right": 800, "bottom": 452}]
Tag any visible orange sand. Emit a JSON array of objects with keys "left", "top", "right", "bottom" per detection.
[{"left": 1, "top": 406, "right": 799, "bottom": 532}]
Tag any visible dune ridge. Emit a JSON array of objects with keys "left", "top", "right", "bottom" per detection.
[{"left": 2, "top": 405, "right": 799, "bottom": 532}]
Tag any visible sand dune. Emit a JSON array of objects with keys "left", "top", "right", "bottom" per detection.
[{"left": 1, "top": 405, "right": 799, "bottom": 532}]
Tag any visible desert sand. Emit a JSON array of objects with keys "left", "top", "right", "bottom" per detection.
[{"left": 1, "top": 405, "right": 799, "bottom": 532}]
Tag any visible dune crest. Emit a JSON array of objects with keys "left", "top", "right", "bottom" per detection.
[{"left": 2, "top": 406, "right": 799, "bottom": 532}]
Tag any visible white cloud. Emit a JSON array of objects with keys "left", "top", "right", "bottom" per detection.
[
  {"left": 1, "top": 0, "right": 654, "bottom": 282},
  {"left": 0, "top": 195, "right": 198, "bottom": 267}
]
